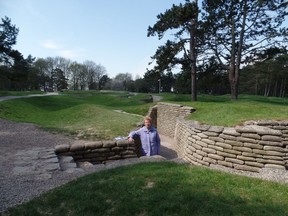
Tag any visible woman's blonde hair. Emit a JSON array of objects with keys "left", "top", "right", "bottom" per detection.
[{"left": 144, "top": 116, "right": 152, "bottom": 123}]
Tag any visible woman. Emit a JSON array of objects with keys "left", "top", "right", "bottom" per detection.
[{"left": 128, "top": 116, "right": 160, "bottom": 156}]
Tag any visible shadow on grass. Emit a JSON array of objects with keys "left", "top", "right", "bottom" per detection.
[
  {"left": 165, "top": 93, "right": 288, "bottom": 106},
  {"left": 165, "top": 94, "right": 231, "bottom": 103},
  {"left": 238, "top": 94, "right": 288, "bottom": 106},
  {"left": 20, "top": 96, "right": 85, "bottom": 111}
]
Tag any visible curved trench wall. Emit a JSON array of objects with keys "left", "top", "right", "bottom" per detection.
[
  {"left": 157, "top": 102, "right": 288, "bottom": 172},
  {"left": 157, "top": 102, "right": 196, "bottom": 138}
]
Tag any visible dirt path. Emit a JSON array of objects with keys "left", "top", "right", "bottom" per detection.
[
  {"left": 0, "top": 119, "right": 88, "bottom": 212},
  {"left": 0, "top": 92, "right": 59, "bottom": 102},
  {"left": 0, "top": 118, "right": 178, "bottom": 213},
  {"left": 152, "top": 95, "right": 162, "bottom": 102}
]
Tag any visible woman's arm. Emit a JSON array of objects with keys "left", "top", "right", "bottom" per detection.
[{"left": 128, "top": 128, "right": 142, "bottom": 141}]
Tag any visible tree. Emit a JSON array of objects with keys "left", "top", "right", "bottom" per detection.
[
  {"left": 0, "top": 65, "right": 11, "bottom": 90},
  {"left": 78, "top": 64, "right": 88, "bottom": 90},
  {"left": 0, "top": 16, "right": 19, "bottom": 65},
  {"left": 33, "top": 58, "right": 50, "bottom": 91},
  {"left": 197, "top": 56, "right": 229, "bottom": 95},
  {"left": 83, "top": 60, "right": 97, "bottom": 90},
  {"left": 83, "top": 60, "right": 107, "bottom": 90},
  {"left": 160, "top": 71, "right": 174, "bottom": 92},
  {"left": 52, "top": 56, "right": 71, "bottom": 79},
  {"left": 112, "top": 73, "right": 132, "bottom": 91},
  {"left": 134, "top": 78, "right": 150, "bottom": 93},
  {"left": 51, "top": 68, "right": 68, "bottom": 91},
  {"left": 99, "top": 75, "right": 111, "bottom": 90},
  {"left": 68, "top": 62, "right": 82, "bottom": 90},
  {"left": 240, "top": 47, "right": 288, "bottom": 97},
  {"left": 10, "top": 52, "right": 35, "bottom": 90},
  {"left": 202, "top": 0, "right": 288, "bottom": 100},
  {"left": 174, "top": 71, "right": 191, "bottom": 94},
  {"left": 143, "top": 69, "right": 161, "bottom": 93},
  {"left": 147, "top": 0, "right": 200, "bottom": 101},
  {"left": 95, "top": 64, "right": 107, "bottom": 90}
]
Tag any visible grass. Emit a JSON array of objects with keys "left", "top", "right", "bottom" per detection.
[
  {"left": 0, "top": 91, "right": 287, "bottom": 137},
  {"left": 2, "top": 162, "right": 288, "bottom": 216},
  {"left": 0, "top": 92, "right": 153, "bottom": 140},
  {"left": 160, "top": 93, "right": 288, "bottom": 126}
]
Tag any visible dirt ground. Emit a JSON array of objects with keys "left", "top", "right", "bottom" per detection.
[{"left": 0, "top": 118, "right": 177, "bottom": 212}]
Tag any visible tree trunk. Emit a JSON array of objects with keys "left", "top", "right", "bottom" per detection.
[
  {"left": 267, "top": 79, "right": 271, "bottom": 96},
  {"left": 255, "top": 76, "right": 258, "bottom": 95},
  {"left": 190, "top": 0, "right": 198, "bottom": 101},
  {"left": 229, "top": 22, "right": 238, "bottom": 100},
  {"left": 73, "top": 79, "right": 76, "bottom": 90},
  {"left": 229, "top": 68, "right": 238, "bottom": 100},
  {"left": 264, "top": 74, "right": 268, "bottom": 96},
  {"left": 191, "top": 64, "right": 197, "bottom": 101},
  {"left": 282, "top": 78, "right": 286, "bottom": 97},
  {"left": 273, "top": 80, "right": 278, "bottom": 97},
  {"left": 229, "top": 14, "right": 237, "bottom": 100},
  {"left": 231, "top": 0, "right": 247, "bottom": 100},
  {"left": 280, "top": 78, "right": 286, "bottom": 97}
]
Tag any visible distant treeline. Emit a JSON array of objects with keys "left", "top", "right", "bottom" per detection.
[{"left": 1, "top": 16, "right": 287, "bottom": 97}]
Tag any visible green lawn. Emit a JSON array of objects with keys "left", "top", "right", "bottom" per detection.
[
  {"left": 161, "top": 93, "right": 288, "bottom": 126},
  {"left": 3, "top": 162, "right": 288, "bottom": 216},
  {"left": 0, "top": 92, "right": 152, "bottom": 139},
  {"left": 0, "top": 91, "right": 287, "bottom": 138}
]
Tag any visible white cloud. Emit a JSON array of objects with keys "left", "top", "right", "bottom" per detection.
[
  {"left": 57, "top": 48, "right": 86, "bottom": 61},
  {"left": 57, "top": 48, "right": 86, "bottom": 60},
  {"left": 40, "top": 39, "right": 86, "bottom": 60},
  {"left": 41, "top": 39, "right": 61, "bottom": 50}
]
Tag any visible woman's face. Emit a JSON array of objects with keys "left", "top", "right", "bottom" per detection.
[{"left": 144, "top": 120, "right": 151, "bottom": 129}]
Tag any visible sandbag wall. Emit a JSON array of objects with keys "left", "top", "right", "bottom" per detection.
[
  {"left": 176, "top": 119, "right": 288, "bottom": 172},
  {"left": 157, "top": 102, "right": 288, "bottom": 173},
  {"left": 157, "top": 102, "right": 195, "bottom": 138},
  {"left": 55, "top": 139, "right": 140, "bottom": 164}
]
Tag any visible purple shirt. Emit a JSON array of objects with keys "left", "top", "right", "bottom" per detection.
[{"left": 129, "top": 126, "right": 160, "bottom": 156}]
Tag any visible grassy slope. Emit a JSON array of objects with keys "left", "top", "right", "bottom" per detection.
[
  {"left": 0, "top": 92, "right": 151, "bottom": 139},
  {"left": 161, "top": 94, "right": 288, "bottom": 126},
  {"left": 0, "top": 92, "right": 287, "bottom": 138},
  {"left": 4, "top": 162, "right": 288, "bottom": 216}
]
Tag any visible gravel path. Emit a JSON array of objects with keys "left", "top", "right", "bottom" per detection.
[
  {"left": 152, "top": 95, "right": 162, "bottom": 102},
  {"left": 0, "top": 119, "right": 174, "bottom": 213},
  {"left": 0, "top": 92, "right": 59, "bottom": 102},
  {"left": 0, "top": 119, "right": 88, "bottom": 212},
  {"left": 1, "top": 118, "right": 287, "bottom": 213}
]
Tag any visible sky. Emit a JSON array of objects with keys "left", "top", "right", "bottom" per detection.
[
  {"left": 1, "top": 0, "right": 186, "bottom": 79},
  {"left": 1, "top": 1, "right": 287, "bottom": 79}
]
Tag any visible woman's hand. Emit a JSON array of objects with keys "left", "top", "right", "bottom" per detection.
[{"left": 128, "top": 137, "right": 134, "bottom": 142}]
